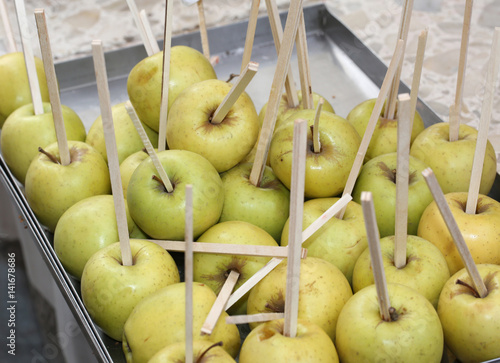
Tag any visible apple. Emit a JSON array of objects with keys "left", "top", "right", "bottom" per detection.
[
  {"left": 122, "top": 282, "right": 241, "bottom": 363},
  {"left": 437, "top": 264, "right": 500, "bottom": 363},
  {"left": 352, "top": 152, "right": 433, "bottom": 238},
  {"left": 281, "top": 198, "right": 367, "bottom": 285},
  {"left": 127, "top": 45, "right": 217, "bottom": 132},
  {"left": 24, "top": 140, "right": 111, "bottom": 232},
  {"left": 346, "top": 98, "right": 425, "bottom": 162},
  {"left": 85, "top": 102, "right": 158, "bottom": 164},
  {"left": 269, "top": 109, "right": 361, "bottom": 198},
  {"left": 119, "top": 149, "right": 150, "bottom": 198},
  {"left": 149, "top": 340, "right": 236, "bottom": 363},
  {"left": 126, "top": 149, "right": 224, "bottom": 240},
  {"left": 0, "top": 52, "right": 50, "bottom": 128},
  {"left": 1, "top": 102, "right": 86, "bottom": 184},
  {"left": 418, "top": 192, "right": 500, "bottom": 275},
  {"left": 410, "top": 123, "right": 497, "bottom": 195},
  {"left": 219, "top": 162, "right": 290, "bottom": 241},
  {"left": 239, "top": 318, "right": 339, "bottom": 363},
  {"left": 81, "top": 239, "right": 179, "bottom": 341},
  {"left": 335, "top": 283, "right": 443, "bottom": 362}
]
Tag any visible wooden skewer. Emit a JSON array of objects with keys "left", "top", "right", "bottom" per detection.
[
  {"left": 312, "top": 98, "right": 323, "bottom": 153},
  {"left": 249, "top": 0, "right": 305, "bottom": 187},
  {"left": 184, "top": 185, "right": 194, "bottom": 363},
  {"left": 125, "top": 101, "right": 174, "bottom": 193},
  {"left": 466, "top": 27, "right": 500, "bottom": 215},
  {"left": 226, "top": 312, "right": 284, "bottom": 325},
  {"left": 295, "top": 11, "right": 313, "bottom": 109},
  {"left": 125, "top": 0, "right": 155, "bottom": 56},
  {"left": 34, "top": 9, "right": 70, "bottom": 166},
  {"left": 284, "top": 119, "right": 308, "bottom": 338},
  {"left": 394, "top": 93, "right": 412, "bottom": 269},
  {"left": 139, "top": 9, "right": 160, "bottom": 54},
  {"left": 0, "top": 0, "right": 17, "bottom": 52},
  {"left": 241, "top": 0, "right": 260, "bottom": 73},
  {"left": 211, "top": 62, "right": 259, "bottom": 124},
  {"left": 14, "top": 0, "right": 43, "bottom": 115},
  {"left": 409, "top": 28, "right": 428, "bottom": 131},
  {"left": 197, "top": 0, "right": 210, "bottom": 60},
  {"left": 92, "top": 40, "right": 133, "bottom": 267},
  {"left": 422, "top": 168, "right": 488, "bottom": 298},
  {"left": 201, "top": 270, "right": 240, "bottom": 335},
  {"left": 361, "top": 192, "right": 392, "bottom": 321}
]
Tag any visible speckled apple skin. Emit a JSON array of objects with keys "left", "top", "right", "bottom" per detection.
[{"left": 149, "top": 340, "right": 236, "bottom": 363}]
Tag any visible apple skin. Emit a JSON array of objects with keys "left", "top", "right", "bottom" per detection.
[
  {"left": 126, "top": 149, "right": 224, "bottom": 240},
  {"left": 81, "top": 239, "right": 179, "bottom": 341},
  {"left": 167, "top": 79, "right": 260, "bottom": 172},
  {"left": 352, "top": 235, "right": 450, "bottom": 307},
  {"left": 352, "top": 152, "right": 433, "bottom": 238},
  {"left": 247, "top": 256, "right": 352, "bottom": 341},
  {"left": 346, "top": 98, "right": 425, "bottom": 162},
  {"left": 335, "top": 283, "right": 444, "bottom": 363},
  {"left": 1, "top": 102, "right": 87, "bottom": 184},
  {"left": 0, "top": 52, "right": 50, "bottom": 128},
  {"left": 219, "top": 162, "right": 290, "bottom": 241},
  {"left": 418, "top": 192, "right": 500, "bottom": 275},
  {"left": 85, "top": 102, "right": 158, "bottom": 164},
  {"left": 24, "top": 141, "right": 111, "bottom": 232},
  {"left": 148, "top": 340, "right": 236, "bottom": 363},
  {"left": 270, "top": 110, "right": 361, "bottom": 198},
  {"left": 281, "top": 198, "right": 367, "bottom": 285},
  {"left": 119, "top": 149, "right": 150, "bottom": 198},
  {"left": 127, "top": 45, "right": 217, "bottom": 132},
  {"left": 122, "top": 282, "right": 241, "bottom": 363},
  {"left": 239, "top": 318, "right": 339, "bottom": 363},
  {"left": 410, "top": 122, "right": 497, "bottom": 195},
  {"left": 437, "top": 264, "right": 500, "bottom": 363}
]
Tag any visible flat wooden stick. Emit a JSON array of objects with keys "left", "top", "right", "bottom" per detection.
[
  {"left": 211, "top": 62, "right": 258, "bottom": 124},
  {"left": 466, "top": 27, "right": 500, "bottom": 215},
  {"left": 422, "top": 168, "right": 488, "bottom": 298},
  {"left": 409, "top": 28, "right": 428, "bottom": 131},
  {"left": 125, "top": 101, "right": 174, "bottom": 193},
  {"left": 201, "top": 270, "right": 240, "bottom": 335},
  {"left": 241, "top": 0, "right": 260, "bottom": 73},
  {"left": 125, "top": 0, "right": 155, "bottom": 56},
  {"left": 0, "top": 0, "right": 17, "bottom": 52},
  {"left": 312, "top": 98, "right": 323, "bottom": 153},
  {"left": 14, "top": 0, "right": 43, "bottom": 115},
  {"left": 450, "top": 0, "right": 474, "bottom": 142},
  {"left": 226, "top": 313, "right": 284, "bottom": 325},
  {"left": 197, "top": 0, "right": 210, "bottom": 60},
  {"left": 92, "top": 40, "right": 133, "bottom": 267},
  {"left": 394, "top": 93, "right": 412, "bottom": 269},
  {"left": 284, "top": 119, "right": 307, "bottom": 338},
  {"left": 34, "top": 9, "right": 70, "bottom": 166},
  {"left": 295, "top": 11, "right": 313, "bottom": 109},
  {"left": 250, "top": 0, "right": 305, "bottom": 187},
  {"left": 361, "top": 192, "right": 392, "bottom": 321},
  {"left": 139, "top": 9, "right": 160, "bottom": 54},
  {"left": 184, "top": 185, "right": 194, "bottom": 363},
  {"left": 158, "top": 0, "right": 173, "bottom": 152}
]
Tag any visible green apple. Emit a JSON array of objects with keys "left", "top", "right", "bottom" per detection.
[
  {"left": 247, "top": 256, "right": 352, "bottom": 341},
  {"left": 346, "top": 98, "right": 425, "bottom": 162},
  {"left": 352, "top": 235, "right": 450, "bottom": 307},
  {"left": 239, "top": 318, "right": 339, "bottom": 363},
  {"left": 352, "top": 152, "right": 433, "bottom": 238},
  {"left": 126, "top": 149, "right": 224, "bottom": 240},
  {"left": 410, "top": 123, "right": 497, "bottom": 195},
  {"left": 281, "top": 198, "right": 367, "bottom": 285},
  {"left": 0, "top": 52, "right": 50, "bottom": 128},
  {"left": 269, "top": 109, "right": 360, "bottom": 198},
  {"left": 1, "top": 102, "right": 86, "bottom": 184},
  {"left": 335, "top": 283, "right": 443, "bottom": 362},
  {"left": 149, "top": 340, "right": 236, "bottom": 363},
  {"left": 119, "top": 149, "right": 150, "bottom": 198},
  {"left": 127, "top": 45, "right": 217, "bottom": 132},
  {"left": 85, "top": 102, "right": 158, "bottom": 164},
  {"left": 418, "top": 192, "right": 500, "bottom": 275},
  {"left": 122, "top": 282, "right": 241, "bottom": 363},
  {"left": 24, "top": 141, "right": 111, "bottom": 232},
  {"left": 81, "top": 239, "right": 179, "bottom": 341},
  {"left": 437, "top": 264, "right": 500, "bottom": 363},
  {"left": 219, "top": 162, "right": 290, "bottom": 241}
]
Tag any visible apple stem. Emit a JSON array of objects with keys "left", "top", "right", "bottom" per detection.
[
  {"left": 312, "top": 98, "right": 324, "bottom": 153},
  {"left": 241, "top": 0, "right": 260, "bottom": 73},
  {"left": 388, "top": 306, "right": 399, "bottom": 321},
  {"left": 456, "top": 279, "right": 482, "bottom": 298},
  {"left": 38, "top": 147, "right": 60, "bottom": 164},
  {"left": 152, "top": 175, "right": 172, "bottom": 193},
  {"left": 142, "top": 147, "right": 148, "bottom": 154},
  {"left": 196, "top": 341, "right": 223, "bottom": 363},
  {"left": 225, "top": 73, "right": 239, "bottom": 83},
  {"left": 296, "top": 11, "right": 313, "bottom": 110}
]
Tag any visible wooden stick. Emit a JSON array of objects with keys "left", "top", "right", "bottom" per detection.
[
  {"left": 92, "top": 40, "right": 133, "bottom": 267},
  {"left": 139, "top": 9, "right": 160, "bottom": 54},
  {"left": 34, "top": 9, "right": 70, "bottom": 166},
  {"left": 250, "top": 0, "right": 305, "bottom": 187},
  {"left": 211, "top": 62, "right": 258, "bottom": 124},
  {"left": 157, "top": 0, "right": 173, "bottom": 152},
  {"left": 394, "top": 93, "right": 412, "bottom": 269},
  {"left": 241, "top": 0, "right": 260, "bottom": 73},
  {"left": 409, "top": 28, "right": 428, "bottom": 131},
  {"left": 450, "top": 0, "right": 474, "bottom": 142},
  {"left": 125, "top": 0, "right": 155, "bottom": 56},
  {"left": 13, "top": 0, "right": 43, "bottom": 115},
  {"left": 466, "top": 27, "right": 500, "bottom": 215},
  {"left": 284, "top": 119, "right": 307, "bottom": 338},
  {"left": 265, "top": 0, "right": 299, "bottom": 108},
  {"left": 0, "top": 0, "right": 17, "bottom": 52},
  {"left": 201, "top": 270, "right": 240, "bottom": 335},
  {"left": 226, "top": 312, "right": 284, "bottom": 325},
  {"left": 184, "top": 185, "right": 194, "bottom": 363},
  {"left": 197, "top": 0, "right": 210, "bottom": 60},
  {"left": 125, "top": 101, "right": 174, "bottom": 193},
  {"left": 422, "top": 168, "right": 488, "bottom": 298},
  {"left": 312, "top": 98, "right": 323, "bottom": 153},
  {"left": 295, "top": 11, "right": 313, "bottom": 110},
  {"left": 361, "top": 192, "right": 392, "bottom": 321}
]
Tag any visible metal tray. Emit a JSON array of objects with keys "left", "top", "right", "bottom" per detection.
[{"left": 1, "top": 3, "right": 499, "bottom": 362}]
